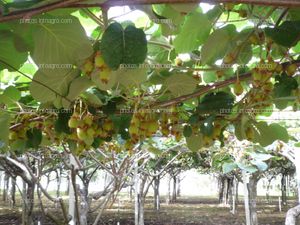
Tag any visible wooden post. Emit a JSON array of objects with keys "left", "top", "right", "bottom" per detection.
[
  {"left": 243, "top": 171, "right": 251, "bottom": 225},
  {"left": 279, "top": 197, "right": 282, "bottom": 212},
  {"left": 134, "top": 160, "right": 140, "bottom": 225},
  {"left": 68, "top": 155, "right": 78, "bottom": 225},
  {"left": 295, "top": 147, "right": 300, "bottom": 204}
]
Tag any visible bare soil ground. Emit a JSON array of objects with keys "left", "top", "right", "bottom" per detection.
[{"left": 0, "top": 196, "right": 297, "bottom": 225}]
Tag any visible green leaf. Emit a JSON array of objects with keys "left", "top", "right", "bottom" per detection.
[
  {"left": 32, "top": 14, "right": 93, "bottom": 75},
  {"left": 183, "top": 125, "right": 193, "bottom": 137},
  {"left": 116, "top": 68, "right": 148, "bottom": 87},
  {"left": 174, "top": 12, "right": 211, "bottom": 53},
  {"left": 164, "top": 73, "right": 198, "bottom": 97},
  {"left": 148, "top": 36, "right": 170, "bottom": 64},
  {"left": 206, "top": 6, "right": 223, "bottom": 22},
  {"left": 273, "top": 74, "right": 298, "bottom": 109},
  {"left": 30, "top": 69, "right": 79, "bottom": 103},
  {"left": 152, "top": 4, "right": 184, "bottom": 28},
  {"left": 82, "top": 90, "right": 103, "bottom": 107},
  {"left": 234, "top": 115, "right": 250, "bottom": 141},
  {"left": 62, "top": 76, "right": 93, "bottom": 108},
  {"left": 0, "top": 86, "right": 21, "bottom": 105},
  {"left": 202, "top": 70, "right": 217, "bottom": 83},
  {"left": 198, "top": 91, "right": 235, "bottom": 114},
  {"left": 237, "top": 162, "right": 258, "bottom": 173},
  {"left": 201, "top": 25, "right": 237, "bottom": 65},
  {"left": 237, "top": 42, "right": 252, "bottom": 64},
  {"left": 253, "top": 122, "right": 289, "bottom": 147},
  {"left": 200, "top": 115, "right": 215, "bottom": 136},
  {"left": 186, "top": 134, "right": 203, "bottom": 151},
  {"left": 289, "top": 9, "right": 300, "bottom": 21},
  {"left": 0, "top": 30, "right": 28, "bottom": 71},
  {"left": 26, "top": 128, "right": 42, "bottom": 149},
  {"left": 223, "top": 162, "right": 237, "bottom": 174},
  {"left": 55, "top": 110, "right": 72, "bottom": 134},
  {"left": 249, "top": 152, "right": 272, "bottom": 161},
  {"left": 11, "top": 139, "right": 26, "bottom": 154},
  {"left": 170, "top": 3, "right": 198, "bottom": 14},
  {"left": 274, "top": 74, "right": 298, "bottom": 97},
  {"left": 251, "top": 160, "right": 268, "bottom": 171},
  {"left": 265, "top": 21, "right": 300, "bottom": 47},
  {"left": 100, "top": 22, "right": 147, "bottom": 70},
  {"left": 295, "top": 142, "right": 300, "bottom": 147},
  {"left": 0, "top": 112, "right": 10, "bottom": 151}
]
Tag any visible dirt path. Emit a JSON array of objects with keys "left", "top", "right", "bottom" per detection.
[{"left": 0, "top": 196, "right": 295, "bottom": 225}]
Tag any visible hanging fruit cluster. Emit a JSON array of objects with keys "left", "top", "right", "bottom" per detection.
[
  {"left": 9, "top": 114, "right": 33, "bottom": 142},
  {"left": 68, "top": 111, "right": 114, "bottom": 154},
  {"left": 201, "top": 120, "right": 225, "bottom": 147},
  {"left": 245, "top": 59, "right": 279, "bottom": 109},
  {"left": 9, "top": 113, "right": 58, "bottom": 148},
  {"left": 251, "top": 59, "right": 280, "bottom": 88},
  {"left": 160, "top": 106, "right": 182, "bottom": 141},
  {"left": 82, "top": 51, "right": 112, "bottom": 84},
  {"left": 129, "top": 109, "right": 159, "bottom": 143}
]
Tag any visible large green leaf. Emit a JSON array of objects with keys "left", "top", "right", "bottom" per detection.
[
  {"left": 198, "top": 91, "right": 235, "bottom": 113},
  {"left": 237, "top": 42, "right": 253, "bottom": 64},
  {"left": 0, "top": 30, "right": 27, "bottom": 71},
  {"left": 201, "top": 25, "right": 237, "bottom": 65},
  {"left": 0, "top": 86, "right": 21, "bottom": 105},
  {"left": 237, "top": 162, "right": 258, "bottom": 173},
  {"left": 148, "top": 36, "right": 170, "bottom": 64},
  {"left": 273, "top": 74, "right": 298, "bottom": 109},
  {"left": 265, "top": 21, "right": 300, "bottom": 47},
  {"left": 174, "top": 12, "right": 211, "bottom": 53},
  {"left": 62, "top": 76, "right": 93, "bottom": 108},
  {"left": 253, "top": 122, "right": 289, "bottom": 147},
  {"left": 289, "top": 9, "right": 300, "bottom": 20},
  {"left": 30, "top": 69, "right": 79, "bottom": 103},
  {"left": 152, "top": 4, "right": 184, "bottom": 29},
  {"left": 251, "top": 160, "right": 268, "bottom": 171},
  {"left": 164, "top": 73, "right": 198, "bottom": 97},
  {"left": 249, "top": 152, "right": 272, "bottom": 161},
  {"left": 32, "top": 14, "right": 93, "bottom": 75},
  {"left": 100, "top": 23, "right": 147, "bottom": 70},
  {"left": 26, "top": 128, "right": 42, "bottom": 149},
  {"left": 116, "top": 68, "right": 148, "bottom": 88},
  {"left": 81, "top": 89, "right": 103, "bottom": 107}
]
